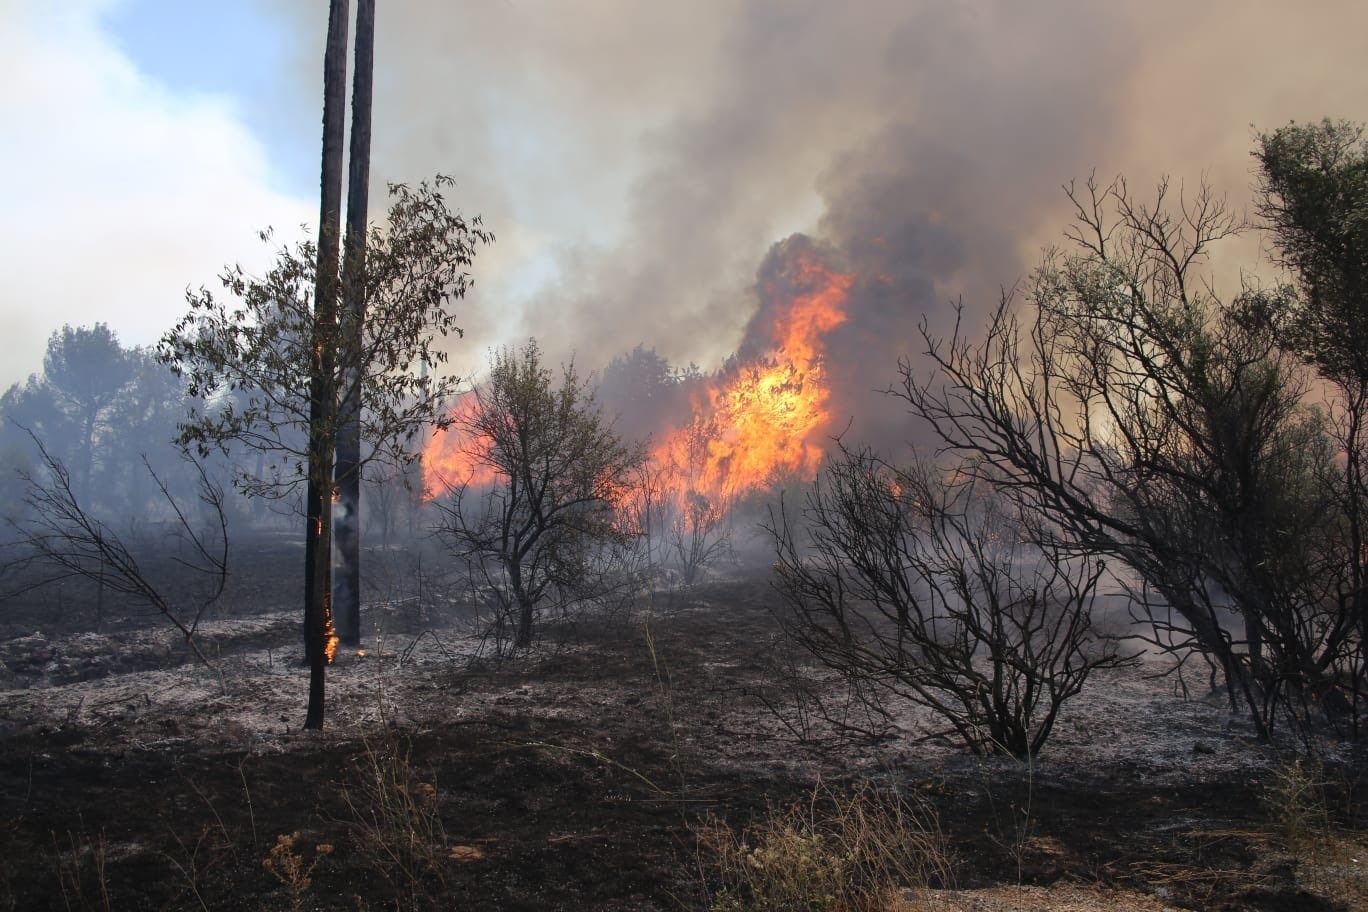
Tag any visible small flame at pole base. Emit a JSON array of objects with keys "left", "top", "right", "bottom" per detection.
[{"left": 323, "top": 610, "right": 339, "bottom": 666}]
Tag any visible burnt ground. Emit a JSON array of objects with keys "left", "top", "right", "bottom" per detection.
[{"left": 2, "top": 545, "right": 1368, "bottom": 911}]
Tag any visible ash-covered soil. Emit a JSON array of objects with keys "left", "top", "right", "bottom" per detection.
[{"left": 1, "top": 558, "right": 1367, "bottom": 911}]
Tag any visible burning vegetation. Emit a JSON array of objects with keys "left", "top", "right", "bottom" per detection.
[
  {"left": 4, "top": 91, "right": 1368, "bottom": 907},
  {"left": 650, "top": 241, "right": 853, "bottom": 513},
  {"left": 422, "top": 237, "right": 855, "bottom": 524},
  {"left": 6, "top": 0, "right": 1368, "bottom": 901}
]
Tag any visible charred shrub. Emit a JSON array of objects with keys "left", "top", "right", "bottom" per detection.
[{"left": 769, "top": 447, "right": 1130, "bottom": 758}]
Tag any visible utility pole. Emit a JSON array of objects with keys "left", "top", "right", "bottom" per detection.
[
  {"left": 335, "top": 0, "right": 375, "bottom": 649},
  {"left": 303, "top": 0, "right": 350, "bottom": 731}
]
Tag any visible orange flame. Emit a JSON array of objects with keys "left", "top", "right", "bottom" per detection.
[
  {"left": 420, "top": 391, "right": 498, "bottom": 499},
  {"left": 651, "top": 249, "right": 852, "bottom": 509},
  {"left": 420, "top": 245, "right": 853, "bottom": 514},
  {"left": 323, "top": 609, "right": 339, "bottom": 665}
]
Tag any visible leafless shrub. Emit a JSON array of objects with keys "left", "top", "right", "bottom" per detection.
[
  {"left": 4, "top": 430, "right": 227, "bottom": 679},
  {"left": 668, "top": 491, "right": 735, "bottom": 587},
  {"left": 769, "top": 446, "right": 1132, "bottom": 758}
]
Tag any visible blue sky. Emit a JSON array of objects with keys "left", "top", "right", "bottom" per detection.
[
  {"left": 0, "top": 0, "right": 583, "bottom": 391},
  {"left": 102, "top": 0, "right": 314, "bottom": 197},
  {"left": 0, "top": 1, "right": 318, "bottom": 389}
]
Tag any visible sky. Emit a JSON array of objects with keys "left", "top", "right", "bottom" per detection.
[{"left": 2, "top": 0, "right": 1366, "bottom": 395}]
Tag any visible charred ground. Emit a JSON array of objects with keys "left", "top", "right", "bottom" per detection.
[{"left": 1, "top": 542, "right": 1366, "bottom": 911}]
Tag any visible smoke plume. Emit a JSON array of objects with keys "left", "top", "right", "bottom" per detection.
[{"left": 272, "top": 0, "right": 1366, "bottom": 449}]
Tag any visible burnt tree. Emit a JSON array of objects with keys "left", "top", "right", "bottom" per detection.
[
  {"left": 302, "top": 0, "right": 351, "bottom": 730},
  {"left": 899, "top": 177, "right": 1351, "bottom": 739},
  {"left": 335, "top": 0, "right": 376, "bottom": 649}
]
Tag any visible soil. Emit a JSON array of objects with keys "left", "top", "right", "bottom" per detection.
[{"left": 2, "top": 544, "right": 1367, "bottom": 911}]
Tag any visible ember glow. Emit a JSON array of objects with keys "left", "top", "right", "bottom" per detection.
[
  {"left": 421, "top": 242, "right": 853, "bottom": 511},
  {"left": 324, "top": 611, "right": 339, "bottom": 665}
]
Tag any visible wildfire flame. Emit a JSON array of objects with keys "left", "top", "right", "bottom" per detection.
[
  {"left": 650, "top": 246, "right": 852, "bottom": 509},
  {"left": 420, "top": 243, "right": 853, "bottom": 513},
  {"left": 420, "top": 391, "right": 498, "bottom": 499}
]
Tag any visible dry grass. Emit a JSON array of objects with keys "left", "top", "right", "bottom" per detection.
[
  {"left": 52, "top": 827, "right": 110, "bottom": 912},
  {"left": 1259, "top": 759, "right": 1368, "bottom": 908},
  {"left": 1295, "top": 831, "right": 1368, "bottom": 908},
  {"left": 696, "top": 779, "right": 954, "bottom": 912},
  {"left": 901, "top": 883, "right": 1184, "bottom": 911},
  {"left": 340, "top": 727, "right": 448, "bottom": 910},
  {"left": 261, "top": 832, "right": 332, "bottom": 912},
  {"left": 1263, "top": 758, "right": 1332, "bottom": 851}
]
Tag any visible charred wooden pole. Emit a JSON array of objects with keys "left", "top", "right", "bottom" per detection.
[
  {"left": 335, "top": 0, "right": 375, "bottom": 649},
  {"left": 304, "top": 0, "right": 350, "bottom": 731}
]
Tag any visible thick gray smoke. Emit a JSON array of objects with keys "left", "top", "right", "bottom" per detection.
[{"left": 272, "top": 0, "right": 1365, "bottom": 449}]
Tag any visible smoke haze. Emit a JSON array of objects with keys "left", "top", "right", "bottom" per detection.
[{"left": 275, "top": 0, "right": 1367, "bottom": 439}]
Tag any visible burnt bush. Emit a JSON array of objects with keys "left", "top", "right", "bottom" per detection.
[{"left": 769, "top": 447, "right": 1131, "bottom": 758}]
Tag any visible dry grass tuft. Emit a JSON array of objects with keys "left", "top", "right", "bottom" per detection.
[
  {"left": 1263, "top": 758, "right": 1331, "bottom": 851},
  {"left": 341, "top": 727, "right": 448, "bottom": 910},
  {"left": 696, "top": 779, "right": 954, "bottom": 912},
  {"left": 262, "top": 832, "right": 332, "bottom": 912}
]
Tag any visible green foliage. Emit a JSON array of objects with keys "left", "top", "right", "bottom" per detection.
[
  {"left": 1253, "top": 118, "right": 1368, "bottom": 737},
  {"left": 596, "top": 343, "right": 701, "bottom": 443},
  {"left": 37, "top": 324, "right": 136, "bottom": 499},
  {"left": 435, "top": 339, "right": 645, "bottom": 649},
  {"left": 1255, "top": 119, "right": 1368, "bottom": 384},
  {"left": 42, "top": 324, "right": 136, "bottom": 430},
  {"left": 159, "top": 176, "right": 492, "bottom": 497},
  {"left": 0, "top": 379, "right": 69, "bottom": 471},
  {"left": 0, "top": 326, "right": 193, "bottom": 520}
]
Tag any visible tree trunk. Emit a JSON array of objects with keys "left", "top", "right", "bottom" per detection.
[
  {"left": 507, "top": 559, "right": 535, "bottom": 650},
  {"left": 334, "top": 0, "right": 375, "bottom": 649},
  {"left": 304, "top": 0, "right": 350, "bottom": 732},
  {"left": 79, "top": 409, "right": 97, "bottom": 503},
  {"left": 515, "top": 596, "right": 535, "bottom": 650}
]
